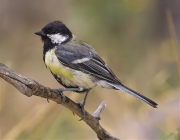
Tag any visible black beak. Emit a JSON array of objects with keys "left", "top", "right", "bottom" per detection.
[{"left": 35, "top": 31, "right": 46, "bottom": 37}]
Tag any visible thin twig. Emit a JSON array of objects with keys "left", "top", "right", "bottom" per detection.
[
  {"left": 93, "top": 101, "right": 106, "bottom": 120},
  {"left": 0, "top": 63, "right": 119, "bottom": 140}
]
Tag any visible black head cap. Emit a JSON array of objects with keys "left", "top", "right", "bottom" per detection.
[
  {"left": 35, "top": 21, "right": 72, "bottom": 43},
  {"left": 42, "top": 21, "right": 72, "bottom": 36}
]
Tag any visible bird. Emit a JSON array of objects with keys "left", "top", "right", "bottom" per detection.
[{"left": 35, "top": 20, "right": 158, "bottom": 120}]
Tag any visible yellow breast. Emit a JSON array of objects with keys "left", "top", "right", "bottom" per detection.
[
  {"left": 44, "top": 47, "right": 96, "bottom": 89},
  {"left": 45, "top": 48, "right": 73, "bottom": 81}
]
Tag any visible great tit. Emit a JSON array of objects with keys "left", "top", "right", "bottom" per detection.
[{"left": 35, "top": 21, "right": 157, "bottom": 120}]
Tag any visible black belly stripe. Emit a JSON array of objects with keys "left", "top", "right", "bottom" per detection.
[{"left": 51, "top": 72, "right": 88, "bottom": 93}]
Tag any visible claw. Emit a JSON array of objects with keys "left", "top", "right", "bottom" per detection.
[
  {"left": 77, "top": 101, "right": 86, "bottom": 121},
  {"left": 57, "top": 90, "right": 66, "bottom": 104},
  {"left": 76, "top": 89, "right": 90, "bottom": 121},
  {"left": 54, "top": 88, "right": 90, "bottom": 120}
]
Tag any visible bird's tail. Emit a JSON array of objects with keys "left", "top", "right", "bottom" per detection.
[{"left": 108, "top": 82, "right": 158, "bottom": 108}]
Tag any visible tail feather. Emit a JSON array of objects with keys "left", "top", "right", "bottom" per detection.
[{"left": 108, "top": 82, "right": 158, "bottom": 108}]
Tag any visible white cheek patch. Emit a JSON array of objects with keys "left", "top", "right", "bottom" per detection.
[{"left": 47, "top": 33, "right": 68, "bottom": 44}]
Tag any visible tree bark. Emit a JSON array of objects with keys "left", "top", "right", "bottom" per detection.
[{"left": 0, "top": 63, "right": 119, "bottom": 140}]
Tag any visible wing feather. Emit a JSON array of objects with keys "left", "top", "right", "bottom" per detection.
[{"left": 55, "top": 43, "right": 121, "bottom": 84}]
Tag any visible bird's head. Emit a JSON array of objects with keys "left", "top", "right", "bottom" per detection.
[{"left": 35, "top": 20, "right": 72, "bottom": 44}]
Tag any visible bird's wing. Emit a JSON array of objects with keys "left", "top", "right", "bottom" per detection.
[
  {"left": 55, "top": 42, "right": 158, "bottom": 108},
  {"left": 55, "top": 42, "right": 121, "bottom": 84}
]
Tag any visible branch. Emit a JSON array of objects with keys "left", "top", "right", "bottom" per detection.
[
  {"left": 0, "top": 63, "right": 119, "bottom": 140},
  {"left": 93, "top": 101, "right": 106, "bottom": 119}
]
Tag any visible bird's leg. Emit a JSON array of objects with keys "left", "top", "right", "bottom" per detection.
[
  {"left": 77, "top": 89, "right": 90, "bottom": 121},
  {"left": 56, "top": 87, "right": 81, "bottom": 92},
  {"left": 55, "top": 87, "right": 90, "bottom": 120},
  {"left": 55, "top": 88, "right": 81, "bottom": 104}
]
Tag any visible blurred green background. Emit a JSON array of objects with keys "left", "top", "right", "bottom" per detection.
[{"left": 0, "top": 0, "right": 179, "bottom": 140}]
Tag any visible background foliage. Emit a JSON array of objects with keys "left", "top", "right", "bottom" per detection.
[{"left": 0, "top": 0, "right": 179, "bottom": 139}]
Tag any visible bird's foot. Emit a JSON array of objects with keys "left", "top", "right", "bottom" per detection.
[
  {"left": 77, "top": 101, "right": 86, "bottom": 121},
  {"left": 56, "top": 89, "right": 66, "bottom": 104}
]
